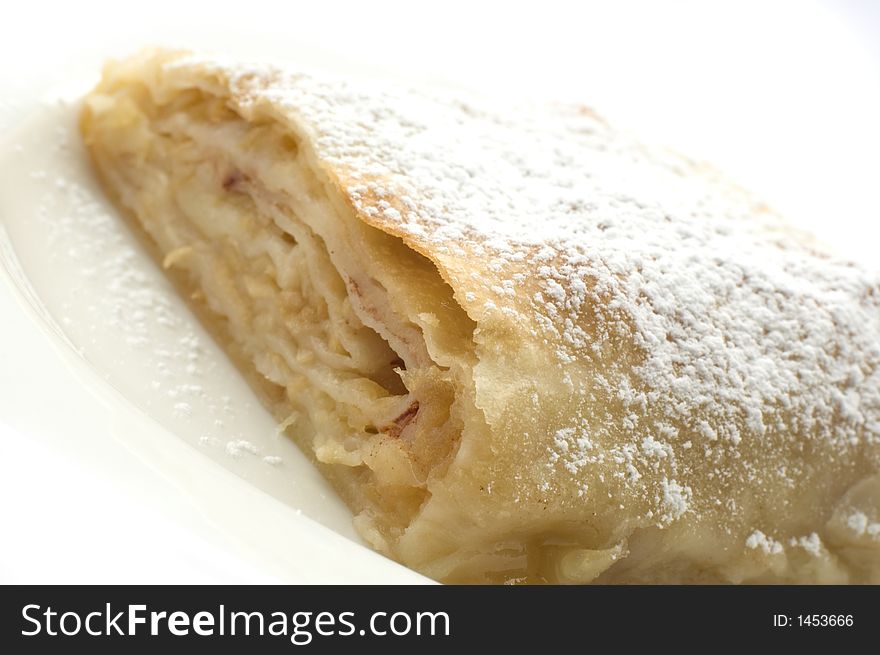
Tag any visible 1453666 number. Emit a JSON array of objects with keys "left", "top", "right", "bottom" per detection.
[{"left": 798, "top": 615, "right": 853, "bottom": 627}]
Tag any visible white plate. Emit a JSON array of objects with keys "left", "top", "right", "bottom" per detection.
[{"left": 1, "top": 0, "right": 878, "bottom": 583}]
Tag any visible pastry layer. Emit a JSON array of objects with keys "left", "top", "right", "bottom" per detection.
[{"left": 82, "top": 77, "right": 482, "bottom": 548}]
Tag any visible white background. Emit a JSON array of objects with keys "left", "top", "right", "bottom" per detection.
[{"left": 1, "top": 0, "right": 878, "bottom": 582}]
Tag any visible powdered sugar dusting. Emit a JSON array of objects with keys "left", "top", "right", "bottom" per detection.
[
  {"left": 746, "top": 529, "right": 784, "bottom": 555},
  {"left": 789, "top": 532, "right": 823, "bottom": 557},
  {"left": 845, "top": 510, "right": 880, "bottom": 540},
  {"left": 225, "top": 439, "right": 260, "bottom": 458},
  {"left": 659, "top": 478, "right": 691, "bottom": 524}
]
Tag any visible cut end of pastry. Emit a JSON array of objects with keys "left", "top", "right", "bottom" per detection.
[{"left": 79, "top": 49, "right": 483, "bottom": 571}]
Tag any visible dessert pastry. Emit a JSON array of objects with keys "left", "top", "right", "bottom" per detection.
[{"left": 80, "top": 49, "right": 880, "bottom": 583}]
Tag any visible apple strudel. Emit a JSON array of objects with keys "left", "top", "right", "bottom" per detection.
[{"left": 80, "top": 49, "right": 880, "bottom": 583}]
